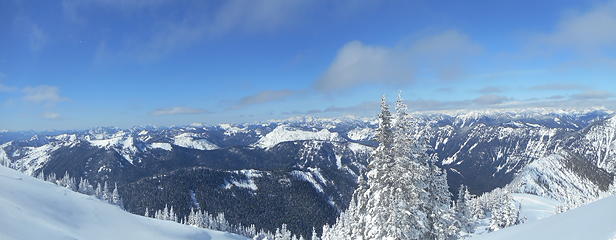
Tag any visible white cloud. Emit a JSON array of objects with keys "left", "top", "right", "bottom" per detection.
[
  {"left": 315, "top": 30, "right": 481, "bottom": 91},
  {"left": 315, "top": 41, "right": 412, "bottom": 91},
  {"left": 151, "top": 106, "right": 206, "bottom": 116},
  {"left": 538, "top": 0, "right": 616, "bottom": 53},
  {"left": 42, "top": 112, "right": 61, "bottom": 120},
  {"left": 22, "top": 85, "right": 66, "bottom": 104}
]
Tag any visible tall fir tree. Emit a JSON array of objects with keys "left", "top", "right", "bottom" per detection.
[
  {"left": 455, "top": 185, "right": 474, "bottom": 234},
  {"left": 322, "top": 94, "right": 460, "bottom": 240}
]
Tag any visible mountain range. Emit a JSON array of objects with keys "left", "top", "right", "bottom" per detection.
[{"left": 1, "top": 108, "right": 615, "bottom": 238}]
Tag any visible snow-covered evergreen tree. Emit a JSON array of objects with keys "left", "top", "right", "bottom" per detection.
[
  {"left": 424, "top": 162, "right": 459, "bottom": 240},
  {"left": 111, "top": 183, "right": 123, "bottom": 208},
  {"left": 322, "top": 95, "right": 459, "bottom": 240},
  {"left": 77, "top": 178, "right": 94, "bottom": 195},
  {"left": 61, "top": 172, "right": 77, "bottom": 191},
  {"left": 470, "top": 187, "right": 521, "bottom": 232},
  {"left": 311, "top": 227, "right": 319, "bottom": 240},
  {"left": 36, "top": 170, "right": 45, "bottom": 180},
  {"left": 102, "top": 181, "right": 111, "bottom": 202},
  {"left": 95, "top": 182, "right": 103, "bottom": 199},
  {"left": 273, "top": 224, "right": 293, "bottom": 240},
  {"left": 169, "top": 206, "right": 177, "bottom": 222},
  {"left": 455, "top": 185, "right": 474, "bottom": 234}
]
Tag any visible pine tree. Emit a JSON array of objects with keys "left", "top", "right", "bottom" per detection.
[
  {"left": 46, "top": 172, "right": 57, "bottom": 184},
  {"left": 455, "top": 185, "right": 474, "bottom": 234},
  {"left": 111, "top": 183, "right": 122, "bottom": 208},
  {"left": 274, "top": 224, "right": 292, "bottom": 240},
  {"left": 169, "top": 206, "right": 177, "bottom": 222},
  {"left": 322, "top": 94, "right": 460, "bottom": 240},
  {"left": 162, "top": 204, "right": 169, "bottom": 220},
  {"left": 95, "top": 182, "right": 103, "bottom": 199},
  {"left": 102, "top": 181, "right": 111, "bottom": 202},
  {"left": 78, "top": 178, "right": 94, "bottom": 195},
  {"left": 311, "top": 227, "right": 319, "bottom": 240},
  {"left": 36, "top": 170, "right": 45, "bottom": 180},
  {"left": 424, "top": 165, "right": 459, "bottom": 240},
  {"left": 144, "top": 207, "right": 150, "bottom": 218}
]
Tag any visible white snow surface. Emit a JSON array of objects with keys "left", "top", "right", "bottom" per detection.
[
  {"left": 507, "top": 153, "right": 604, "bottom": 204},
  {"left": 347, "top": 127, "right": 375, "bottom": 141},
  {"left": 511, "top": 193, "right": 558, "bottom": 222},
  {"left": 0, "top": 166, "right": 246, "bottom": 240},
  {"left": 472, "top": 194, "right": 616, "bottom": 240},
  {"left": 151, "top": 142, "right": 173, "bottom": 151},
  {"left": 221, "top": 170, "right": 262, "bottom": 191},
  {"left": 173, "top": 133, "right": 219, "bottom": 150},
  {"left": 255, "top": 125, "right": 344, "bottom": 149}
]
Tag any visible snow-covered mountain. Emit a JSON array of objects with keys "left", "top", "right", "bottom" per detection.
[
  {"left": 0, "top": 109, "right": 614, "bottom": 238},
  {"left": 471, "top": 194, "right": 616, "bottom": 240},
  {"left": 507, "top": 152, "right": 613, "bottom": 206},
  {"left": 0, "top": 165, "right": 245, "bottom": 240}
]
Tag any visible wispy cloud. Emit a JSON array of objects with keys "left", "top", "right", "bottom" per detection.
[
  {"left": 315, "top": 30, "right": 481, "bottom": 92},
  {"left": 529, "top": 83, "right": 586, "bottom": 91},
  {"left": 151, "top": 106, "right": 206, "bottom": 116},
  {"left": 42, "top": 112, "right": 61, "bottom": 120},
  {"left": 287, "top": 92, "right": 616, "bottom": 116},
  {"left": 233, "top": 89, "right": 297, "bottom": 109},
  {"left": 0, "top": 74, "right": 16, "bottom": 92},
  {"left": 13, "top": 17, "right": 48, "bottom": 52},
  {"left": 571, "top": 90, "right": 614, "bottom": 100},
  {"left": 22, "top": 85, "right": 67, "bottom": 105},
  {"left": 315, "top": 41, "right": 412, "bottom": 91},
  {"left": 472, "top": 94, "right": 511, "bottom": 105},
  {"left": 477, "top": 87, "right": 503, "bottom": 94},
  {"left": 84, "top": 0, "right": 314, "bottom": 62},
  {"left": 62, "top": 0, "right": 170, "bottom": 23},
  {"left": 535, "top": 0, "right": 616, "bottom": 54}
]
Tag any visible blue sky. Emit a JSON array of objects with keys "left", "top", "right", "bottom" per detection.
[{"left": 1, "top": 0, "right": 616, "bottom": 130}]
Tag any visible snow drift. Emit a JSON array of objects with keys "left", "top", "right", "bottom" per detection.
[
  {"left": 0, "top": 166, "right": 245, "bottom": 240},
  {"left": 472, "top": 194, "right": 616, "bottom": 240}
]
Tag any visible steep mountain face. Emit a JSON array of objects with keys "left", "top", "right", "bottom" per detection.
[
  {"left": 426, "top": 110, "right": 611, "bottom": 194},
  {"left": 507, "top": 151, "right": 614, "bottom": 205},
  {"left": 0, "top": 109, "right": 613, "bottom": 237},
  {"left": 567, "top": 115, "right": 616, "bottom": 173}
]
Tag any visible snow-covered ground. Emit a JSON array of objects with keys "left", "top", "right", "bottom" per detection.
[
  {"left": 511, "top": 193, "right": 559, "bottom": 222},
  {"left": 472, "top": 194, "right": 616, "bottom": 240},
  {"left": 173, "top": 133, "right": 219, "bottom": 150},
  {"left": 0, "top": 166, "right": 246, "bottom": 240},
  {"left": 255, "top": 125, "right": 344, "bottom": 149}
]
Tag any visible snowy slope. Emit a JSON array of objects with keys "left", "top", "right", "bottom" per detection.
[
  {"left": 511, "top": 193, "right": 558, "bottom": 222},
  {"left": 173, "top": 133, "right": 219, "bottom": 150},
  {"left": 0, "top": 166, "right": 246, "bottom": 240},
  {"left": 471, "top": 194, "right": 616, "bottom": 240},
  {"left": 255, "top": 125, "right": 344, "bottom": 149},
  {"left": 507, "top": 152, "right": 613, "bottom": 205}
]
